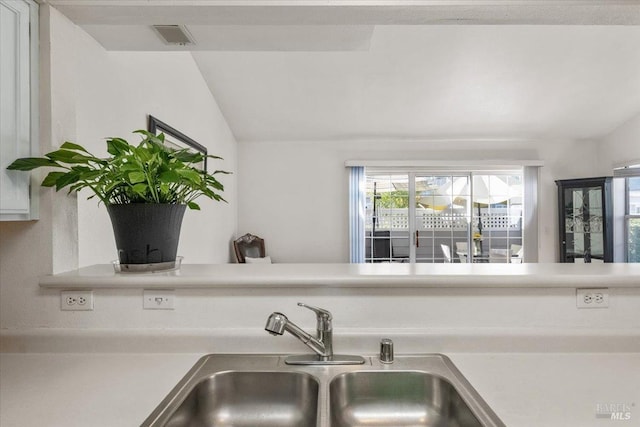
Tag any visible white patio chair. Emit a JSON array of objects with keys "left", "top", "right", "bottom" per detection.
[
  {"left": 489, "top": 248, "right": 511, "bottom": 263},
  {"left": 455, "top": 242, "right": 468, "bottom": 263},
  {"left": 510, "top": 244, "right": 523, "bottom": 263},
  {"left": 440, "top": 244, "right": 453, "bottom": 263}
]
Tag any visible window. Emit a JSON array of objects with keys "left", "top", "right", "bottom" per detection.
[
  {"left": 614, "top": 163, "right": 640, "bottom": 262},
  {"left": 361, "top": 170, "right": 524, "bottom": 263},
  {"left": 626, "top": 177, "right": 640, "bottom": 262}
]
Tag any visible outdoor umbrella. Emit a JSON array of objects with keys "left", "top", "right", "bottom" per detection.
[{"left": 436, "top": 175, "right": 522, "bottom": 234}]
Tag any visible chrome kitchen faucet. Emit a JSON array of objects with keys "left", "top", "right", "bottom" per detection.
[{"left": 265, "top": 302, "right": 365, "bottom": 365}]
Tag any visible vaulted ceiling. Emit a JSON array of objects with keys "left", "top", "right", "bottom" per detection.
[{"left": 51, "top": 1, "right": 640, "bottom": 142}]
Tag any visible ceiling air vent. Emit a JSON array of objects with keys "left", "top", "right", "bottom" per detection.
[{"left": 152, "top": 25, "right": 195, "bottom": 46}]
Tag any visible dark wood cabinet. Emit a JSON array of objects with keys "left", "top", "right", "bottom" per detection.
[{"left": 556, "top": 177, "right": 613, "bottom": 263}]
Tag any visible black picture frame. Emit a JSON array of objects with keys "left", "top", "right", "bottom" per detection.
[{"left": 147, "top": 115, "right": 208, "bottom": 171}]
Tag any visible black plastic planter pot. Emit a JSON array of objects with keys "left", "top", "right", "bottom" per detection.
[{"left": 107, "top": 204, "right": 186, "bottom": 266}]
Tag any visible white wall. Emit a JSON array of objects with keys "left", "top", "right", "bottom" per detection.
[
  {"left": 0, "top": 6, "right": 237, "bottom": 331},
  {"left": 598, "top": 112, "right": 640, "bottom": 171},
  {"left": 0, "top": 4, "right": 81, "bottom": 331},
  {"left": 72, "top": 20, "right": 237, "bottom": 266},
  {"left": 238, "top": 138, "right": 600, "bottom": 263},
  {"left": 2, "top": 286, "right": 640, "bottom": 354}
]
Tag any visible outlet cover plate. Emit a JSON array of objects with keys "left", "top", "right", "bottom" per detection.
[
  {"left": 576, "top": 288, "right": 609, "bottom": 309},
  {"left": 61, "top": 291, "right": 94, "bottom": 311}
]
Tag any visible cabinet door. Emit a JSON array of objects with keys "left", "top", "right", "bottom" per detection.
[
  {"left": 557, "top": 177, "right": 613, "bottom": 262},
  {"left": 0, "top": 0, "right": 37, "bottom": 220}
]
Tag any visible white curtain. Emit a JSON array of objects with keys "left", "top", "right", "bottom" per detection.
[
  {"left": 348, "top": 167, "right": 365, "bottom": 263},
  {"left": 523, "top": 166, "right": 540, "bottom": 262}
]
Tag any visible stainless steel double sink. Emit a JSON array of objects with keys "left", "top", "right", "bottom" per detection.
[{"left": 141, "top": 354, "right": 505, "bottom": 427}]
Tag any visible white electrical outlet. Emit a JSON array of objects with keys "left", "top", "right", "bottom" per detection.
[
  {"left": 143, "top": 290, "right": 175, "bottom": 310},
  {"left": 576, "top": 288, "right": 609, "bottom": 309},
  {"left": 61, "top": 291, "right": 94, "bottom": 311}
]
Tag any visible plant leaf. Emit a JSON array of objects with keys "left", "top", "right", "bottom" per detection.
[
  {"left": 174, "top": 150, "right": 202, "bottom": 164},
  {"left": 41, "top": 171, "right": 66, "bottom": 187},
  {"left": 176, "top": 169, "right": 202, "bottom": 183},
  {"left": 187, "top": 201, "right": 200, "bottom": 210},
  {"left": 159, "top": 170, "right": 181, "bottom": 183},
  {"left": 119, "top": 163, "right": 140, "bottom": 172},
  {"left": 60, "top": 141, "right": 90, "bottom": 153},
  {"left": 133, "top": 129, "right": 156, "bottom": 141},
  {"left": 55, "top": 171, "right": 81, "bottom": 191},
  {"left": 45, "top": 149, "right": 94, "bottom": 164},
  {"left": 106, "top": 138, "right": 131, "bottom": 156},
  {"left": 7, "top": 157, "right": 60, "bottom": 171},
  {"left": 128, "top": 171, "right": 146, "bottom": 184},
  {"left": 131, "top": 183, "right": 147, "bottom": 195}
]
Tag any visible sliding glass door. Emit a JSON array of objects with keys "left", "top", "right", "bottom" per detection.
[
  {"left": 364, "top": 171, "right": 523, "bottom": 263},
  {"left": 414, "top": 174, "right": 471, "bottom": 263},
  {"left": 365, "top": 174, "right": 411, "bottom": 263}
]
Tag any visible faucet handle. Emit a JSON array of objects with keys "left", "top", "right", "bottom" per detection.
[{"left": 297, "top": 302, "right": 332, "bottom": 320}]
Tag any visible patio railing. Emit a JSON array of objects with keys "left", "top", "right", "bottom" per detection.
[{"left": 367, "top": 211, "right": 521, "bottom": 231}]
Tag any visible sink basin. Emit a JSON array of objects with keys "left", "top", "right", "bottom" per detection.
[
  {"left": 141, "top": 354, "right": 504, "bottom": 427},
  {"left": 163, "top": 371, "right": 319, "bottom": 427},
  {"left": 329, "top": 371, "right": 481, "bottom": 427}
]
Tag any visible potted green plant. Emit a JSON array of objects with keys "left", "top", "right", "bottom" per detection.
[{"left": 7, "top": 130, "right": 230, "bottom": 269}]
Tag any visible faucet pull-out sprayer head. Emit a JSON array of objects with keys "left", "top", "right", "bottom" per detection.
[{"left": 265, "top": 312, "right": 288, "bottom": 336}]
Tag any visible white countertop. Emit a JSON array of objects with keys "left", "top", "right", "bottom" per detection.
[
  {"left": 1, "top": 352, "right": 638, "bottom": 427},
  {"left": 39, "top": 262, "right": 640, "bottom": 289}
]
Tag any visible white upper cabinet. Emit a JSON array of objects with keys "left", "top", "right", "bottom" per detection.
[{"left": 0, "top": 0, "right": 38, "bottom": 221}]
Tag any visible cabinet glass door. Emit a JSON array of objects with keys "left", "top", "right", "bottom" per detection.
[
  {"left": 557, "top": 177, "right": 612, "bottom": 263},
  {"left": 563, "top": 186, "right": 604, "bottom": 262}
]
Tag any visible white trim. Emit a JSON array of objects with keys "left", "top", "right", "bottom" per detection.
[
  {"left": 523, "top": 166, "right": 539, "bottom": 262},
  {"left": 345, "top": 160, "right": 544, "bottom": 169},
  {"left": 39, "top": 263, "right": 640, "bottom": 289},
  {"left": 613, "top": 159, "right": 640, "bottom": 169},
  {"left": 612, "top": 178, "right": 626, "bottom": 262},
  {"left": 613, "top": 166, "right": 640, "bottom": 178},
  {"left": 367, "top": 166, "right": 523, "bottom": 175},
  {"left": 408, "top": 172, "right": 416, "bottom": 262},
  {"left": 28, "top": 0, "right": 39, "bottom": 220},
  {"left": 3, "top": 327, "right": 639, "bottom": 354}
]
